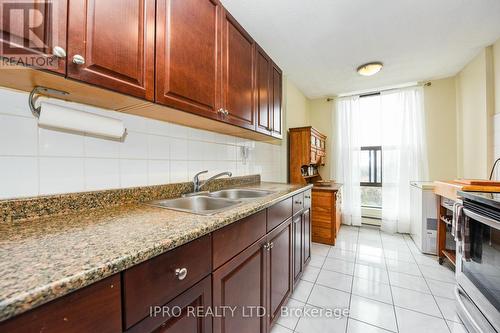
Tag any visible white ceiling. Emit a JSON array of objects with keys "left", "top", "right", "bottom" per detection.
[{"left": 221, "top": 0, "right": 500, "bottom": 98}]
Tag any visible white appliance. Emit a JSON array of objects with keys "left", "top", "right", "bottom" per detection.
[{"left": 410, "top": 182, "right": 438, "bottom": 255}]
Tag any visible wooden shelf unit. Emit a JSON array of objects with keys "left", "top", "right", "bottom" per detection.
[{"left": 289, "top": 127, "right": 327, "bottom": 185}]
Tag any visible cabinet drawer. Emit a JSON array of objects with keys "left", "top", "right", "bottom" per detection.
[
  {"left": 303, "top": 190, "right": 312, "bottom": 209},
  {"left": 213, "top": 210, "right": 267, "bottom": 269},
  {"left": 312, "top": 191, "right": 333, "bottom": 209},
  {"left": 0, "top": 275, "right": 121, "bottom": 333},
  {"left": 123, "top": 235, "right": 211, "bottom": 329},
  {"left": 293, "top": 192, "right": 304, "bottom": 215},
  {"left": 267, "top": 197, "right": 293, "bottom": 231}
]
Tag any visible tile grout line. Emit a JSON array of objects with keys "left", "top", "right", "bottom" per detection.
[
  {"left": 404, "top": 234, "right": 457, "bottom": 333},
  {"left": 344, "top": 226, "right": 360, "bottom": 333},
  {"left": 380, "top": 230, "right": 401, "bottom": 333}
]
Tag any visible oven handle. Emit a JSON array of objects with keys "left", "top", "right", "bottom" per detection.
[
  {"left": 455, "top": 286, "right": 488, "bottom": 333},
  {"left": 463, "top": 208, "right": 500, "bottom": 229}
]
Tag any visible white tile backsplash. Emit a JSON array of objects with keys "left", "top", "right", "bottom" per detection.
[
  {"left": 120, "top": 159, "right": 149, "bottom": 188},
  {"left": 39, "top": 127, "right": 85, "bottom": 157},
  {"left": 84, "top": 158, "right": 120, "bottom": 191},
  {"left": 0, "top": 156, "right": 39, "bottom": 199},
  {"left": 39, "top": 157, "right": 85, "bottom": 195},
  {"left": 0, "top": 114, "right": 38, "bottom": 156},
  {"left": 0, "top": 87, "right": 283, "bottom": 199}
]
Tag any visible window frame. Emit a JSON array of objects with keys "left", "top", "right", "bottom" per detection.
[{"left": 360, "top": 145, "right": 382, "bottom": 187}]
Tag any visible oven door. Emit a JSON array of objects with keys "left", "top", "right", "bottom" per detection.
[{"left": 456, "top": 207, "right": 500, "bottom": 333}]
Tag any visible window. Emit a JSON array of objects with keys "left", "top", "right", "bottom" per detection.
[
  {"left": 358, "top": 94, "right": 382, "bottom": 210},
  {"left": 360, "top": 145, "right": 382, "bottom": 209},
  {"left": 360, "top": 146, "right": 382, "bottom": 187}
]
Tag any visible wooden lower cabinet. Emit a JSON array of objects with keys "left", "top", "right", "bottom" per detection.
[
  {"left": 311, "top": 188, "right": 342, "bottom": 245},
  {"left": 212, "top": 218, "right": 295, "bottom": 333},
  {"left": 126, "top": 276, "right": 212, "bottom": 333},
  {"left": 267, "top": 218, "right": 293, "bottom": 326},
  {"left": 0, "top": 275, "right": 122, "bottom": 333},
  {"left": 302, "top": 209, "right": 311, "bottom": 267},
  {"left": 292, "top": 208, "right": 311, "bottom": 285},
  {"left": 292, "top": 213, "right": 303, "bottom": 283},
  {"left": 213, "top": 235, "right": 268, "bottom": 333}
]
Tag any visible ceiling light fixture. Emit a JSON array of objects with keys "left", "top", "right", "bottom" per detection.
[{"left": 357, "top": 62, "right": 383, "bottom": 76}]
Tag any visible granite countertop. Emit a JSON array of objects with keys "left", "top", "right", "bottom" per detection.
[{"left": 0, "top": 182, "right": 312, "bottom": 322}]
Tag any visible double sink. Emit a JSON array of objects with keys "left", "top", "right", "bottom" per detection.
[{"left": 147, "top": 189, "right": 275, "bottom": 215}]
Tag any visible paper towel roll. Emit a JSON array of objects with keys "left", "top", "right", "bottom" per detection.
[{"left": 38, "top": 102, "right": 126, "bottom": 139}]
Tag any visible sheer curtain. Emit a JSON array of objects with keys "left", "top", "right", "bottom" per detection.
[
  {"left": 380, "top": 87, "right": 429, "bottom": 233},
  {"left": 335, "top": 97, "right": 362, "bottom": 226}
]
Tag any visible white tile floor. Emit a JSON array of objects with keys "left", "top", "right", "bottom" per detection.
[{"left": 272, "top": 225, "right": 468, "bottom": 333}]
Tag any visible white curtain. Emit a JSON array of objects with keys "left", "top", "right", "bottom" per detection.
[
  {"left": 335, "top": 97, "right": 362, "bottom": 226},
  {"left": 380, "top": 87, "right": 429, "bottom": 233}
]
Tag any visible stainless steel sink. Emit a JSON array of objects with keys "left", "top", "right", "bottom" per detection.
[
  {"left": 209, "top": 189, "right": 275, "bottom": 200},
  {"left": 147, "top": 196, "right": 242, "bottom": 215}
]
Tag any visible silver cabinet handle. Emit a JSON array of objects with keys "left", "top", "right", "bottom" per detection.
[
  {"left": 217, "top": 108, "right": 224, "bottom": 114},
  {"left": 52, "top": 46, "right": 66, "bottom": 58},
  {"left": 175, "top": 267, "right": 188, "bottom": 280},
  {"left": 72, "top": 54, "right": 85, "bottom": 65},
  {"left": 263, "top": 242, "right": 273, "bottom": 251},
  {"left": 223, "top": 109, "right": 229, "bottom": 116}
]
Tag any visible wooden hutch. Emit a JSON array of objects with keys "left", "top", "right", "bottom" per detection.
[
  {"left": 289, "top": 127, "right": 326, "bottom": 185},
  {"left": 289, "top": 127, "right": 342, "bottom": 245}
]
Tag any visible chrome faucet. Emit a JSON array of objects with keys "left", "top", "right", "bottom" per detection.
[{"left": 193, "top": 170, "right": 232, "bottom": 192}]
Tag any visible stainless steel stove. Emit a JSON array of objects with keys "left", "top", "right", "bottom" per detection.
[{"left": 456, "top": 191, "right": 500, "bottom": 333}]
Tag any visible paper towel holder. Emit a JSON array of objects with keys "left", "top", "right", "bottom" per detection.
[{"left": 29, "top": 86, "right": 69, "bottom": 118}]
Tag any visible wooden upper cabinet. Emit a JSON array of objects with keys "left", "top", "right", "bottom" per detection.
[
  {"left": 255, "top": 45, "right": 271, "bottom": 135},
  {"left": 221, "top": 9, "right": 256, "bottom": 130},
  {"left": 156, "top": 0, "right": 221, "bottom": 118},
  {"left": 271, "top": 62, "right": 283, "bottom": 138},
  {"left": 0, "top": 0, "right": 67, "bottom": 74},
  {"left": 67, "top": 0, "right": 155, "bottom": 100}
]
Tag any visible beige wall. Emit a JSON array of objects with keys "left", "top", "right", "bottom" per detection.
[
  {"left": 456, "top": 47, "right": 495, "bottom": 179},
  {"left": 280, "top": 77, "right": 311, "bottom": 182},
  {"left": 494, "top": 39, "right": 500, "bottom": 115},
  {"left": 424, "top": 77, "right": 458, "bottom": 181},
  {"left": 309, "top": 98, "right": 334, "bottom": 180}
]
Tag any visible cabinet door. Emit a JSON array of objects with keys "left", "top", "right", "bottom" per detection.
[
  {"left": 156, "top": 0, "right": 221, "bottom": 118},
  {"left": 292, "top": 213, "right": 303, "bottom": 284},
  {"left": 67, "top": 0, "right": 155, "bottom": 100},
  {"left": 302, "top": 209, "right": 311, "bottom": 266},
  {"left": 221, "top": 9, "right": 255, "bottom": 130},
  {"left": 0, "top": 0, "right": 67, "bottom": 73},
  {"left": 126, "top": 276, "right": 212, "bottom": 333},
  {"left": 267, "top": 218, "right": 293, "bottom": 326},
  {"left": 271, "top": 62, "right": 283, "bottom": 138},
  {"left": 213, "top": 235, "right": 267, "bottom": 333},
  {"left": 255, "top": 45, "right": 271, "bottom": 135}
]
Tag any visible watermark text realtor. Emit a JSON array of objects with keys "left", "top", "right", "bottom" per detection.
[
  {"left": 150, "top": 305, "right": 349, "bottom": 319},
  {"left": 1, "top": 1, "right": 61, "bottom": 69}
]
